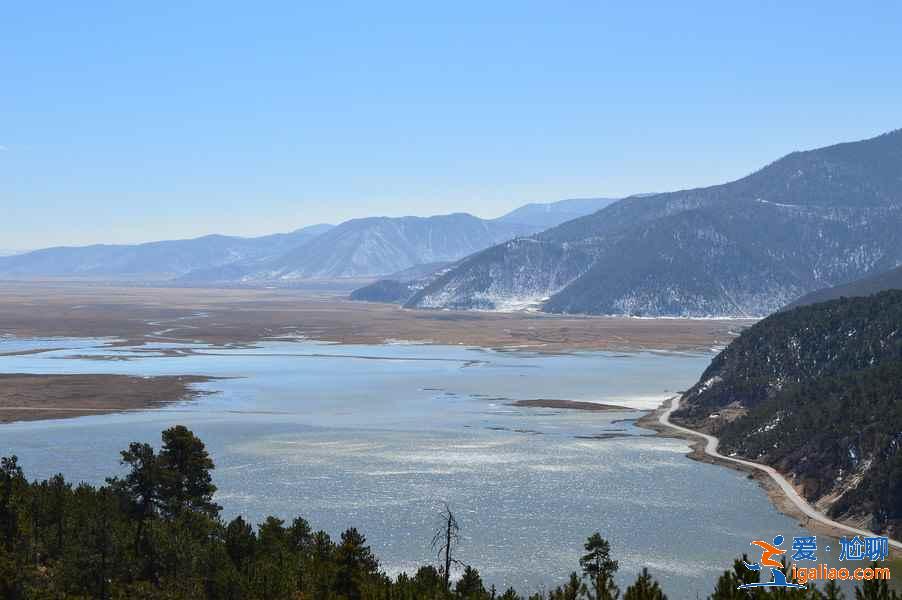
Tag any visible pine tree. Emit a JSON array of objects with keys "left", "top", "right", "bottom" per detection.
[
  {"left": 854, "top": 575, "right": 899, "bottom": 600},
  {"left": 822, "top": 579, "right": 845, "bottom": 600},
  {"left": 624, "top": 568, "right": 666, "bottom": 600},
  {"left": 500, "top": 587, "right": 522, "bottom": 600},
  {"left": 158, "top": 426, "right": 220, "bottom": 519},
  {"left": 580, "top": 533, "right": 619, "bottom": 600},
  {"left": 708, "top": 556, "right": 760, "bottom": 600},
  {"left": 308, "top": 530, "right": 337, "bottom": 599},
  {"left": 335, "top": 527, "right": 379, "bottom": 600},
  {"left": 256, "top": 516, "right": 296, "bottom": 600},
  {"left": 456, "top": 565, "right": 488, "bottom": 599},
  {"left": 552, "top": 571, "right": 585, "bottom": 600},
  {"left": 111, "top": 441, "right": 162, "bottom": 557}
]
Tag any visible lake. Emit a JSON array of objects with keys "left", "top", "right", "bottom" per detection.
[{"left": 0, "top": 337, "right": 820, "bottom": 597}]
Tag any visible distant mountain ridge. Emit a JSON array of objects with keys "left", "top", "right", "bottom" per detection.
[
  {"left": 407, "top": 128, "right": 902, "bottom": 316},
  {"left": 241, "top": 213, "right": 537, "bottom": 280},
  {"left": 0, "top": 194, "right": 630, "bottom": 283},
  {"left": 494, "top": 197, "right": 620, "bottom": 229},
  {"left": 0, "top": 207, "right": 550, "bottom": 282},
  {"left": 0, "top": 225, "right": 334, "bottom": 280}
]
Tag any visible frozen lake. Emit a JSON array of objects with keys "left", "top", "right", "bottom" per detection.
[{"left": 0, "top": 337, "right": 819, "bottom": 596}]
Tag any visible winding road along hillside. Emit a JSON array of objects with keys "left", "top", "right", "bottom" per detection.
[{"left": 659, "top": 396, "right": 902, "bottom": 550}]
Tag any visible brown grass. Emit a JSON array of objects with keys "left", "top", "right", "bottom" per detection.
[
  {"left": 0, "top": 373, "right": 213, "bottom": 423},
  {"left": 0, "top": 281, "right": 752, "bottom": 352}
]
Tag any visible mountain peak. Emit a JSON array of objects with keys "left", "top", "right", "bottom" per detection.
[{"left": 408, "top": 127, "right": 902, "bottom": 316}]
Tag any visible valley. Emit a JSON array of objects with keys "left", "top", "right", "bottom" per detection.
[
  {"left": 0, "top": 282, "right": 748, "bottom": 353},
  {"left": 6, "top": 7, "right": 902, "bottom": 597}
]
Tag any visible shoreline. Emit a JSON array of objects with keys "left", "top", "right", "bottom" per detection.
[
  {"left": 0, "top": 282, "right": 743, "bottom": 424},
  {"left": 640, "top": 396, "right": 902, "bottom": 551}
]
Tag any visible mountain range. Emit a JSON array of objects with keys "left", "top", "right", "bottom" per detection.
[
  {"left": 0, "top": 196, "right": 622, "bottom": 283},
  {"left": 405, "top": 129, "right": 902, "bottom": 316},
  {"left": 0, "top": 225, "right": 334, "bottom": 280},
  {"left": 231, "top": 214, "right": 535, "bottom": 280},
  {"left": 6, "top": 128, "right": 902, "bottom": 317}
]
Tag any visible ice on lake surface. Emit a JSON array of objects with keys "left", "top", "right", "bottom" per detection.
[{"left": 0, "top": 338, "right": 822, "bottom": 596}]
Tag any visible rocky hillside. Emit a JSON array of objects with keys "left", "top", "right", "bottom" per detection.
[
  {"left": 673, "top": 290, "right": 902, "bottom": 535},
  {"left": 407, "top": 129, "right": 902, "bottom": 316}
]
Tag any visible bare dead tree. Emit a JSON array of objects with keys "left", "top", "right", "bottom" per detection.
[{"left": 431, "top": 502, "right": 464, "bottom": 590}]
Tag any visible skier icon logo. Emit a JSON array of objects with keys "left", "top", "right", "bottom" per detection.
[{"left": 738, "top": 535, "right": 806, "bottom": 589}]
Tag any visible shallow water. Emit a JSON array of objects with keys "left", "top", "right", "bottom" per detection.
[{"left": 0, "top": 338, "right": 827, "bottom": 596}]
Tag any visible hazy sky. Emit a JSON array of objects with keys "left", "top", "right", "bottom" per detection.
[{"left": 2, "top": 2, "right": 900, "bottom": 249}]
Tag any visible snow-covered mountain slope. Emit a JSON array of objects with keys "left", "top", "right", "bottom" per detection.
[
  {"left": 243, "top": 213, "right": 540, "bottom": 280},
  {"left": 407, "top": 128, "right": 902, "bottom": 316}
]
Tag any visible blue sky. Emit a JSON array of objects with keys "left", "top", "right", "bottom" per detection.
[{"left": 2, "top": 1, "right": 900, "bottom": 248}]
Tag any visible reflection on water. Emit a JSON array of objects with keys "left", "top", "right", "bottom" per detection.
[{"left": 0, "top": 338, "right": 825, "bottom": 596}]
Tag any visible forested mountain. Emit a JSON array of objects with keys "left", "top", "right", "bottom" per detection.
[
  {"left": 495, "top": 197, "right": 620, "bottom": 229},
  {"left": 786, "top": 264, "right": 902, "bottom": 309},
  {"left": 350, "top": 278, "right": 417, "bottom": 303},
  {"left": 673, "top": 290, "right": 902, "bottom": 536},
  {"left": 407, "top": 129, "right": 902, "bottom": 316},
  {"left": 0, "top": 224, "right": 333, "bottom": 280}
]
